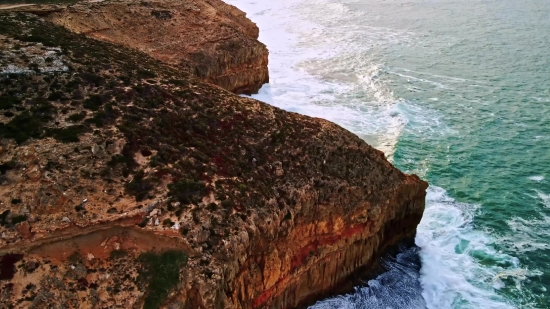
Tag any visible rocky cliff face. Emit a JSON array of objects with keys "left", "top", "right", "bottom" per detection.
[
  {"left": 0, "top": 5, "right": 426, "bottom": 309},
  {"left": 37, "top": 0, "right": 269, "bottom": 94}
]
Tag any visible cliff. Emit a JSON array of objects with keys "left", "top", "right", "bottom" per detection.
[
  {"left": 20, "top": 0, "right": 269, "bottom": 94},
  {"left": 0, "top": 5, "right": 427, "bottom": 309}
]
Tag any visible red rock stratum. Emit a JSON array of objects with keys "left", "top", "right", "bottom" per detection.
[{"left": 0, "top": 2, "right": 426, "bottom": 308}]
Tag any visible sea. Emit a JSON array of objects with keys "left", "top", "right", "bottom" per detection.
[{"left": 225, "top": 0, "right": 550, "bottom": 308}]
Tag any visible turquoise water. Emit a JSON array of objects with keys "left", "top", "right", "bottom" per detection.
[
  {"left": 369, "top": 1, "right": 550, "bottom": 307},
  {"left": 385, "top": 1, "right": 550, "bottom": 307},
  {"left": 227, "top": 0, "right": 550, "bottom": 307}
]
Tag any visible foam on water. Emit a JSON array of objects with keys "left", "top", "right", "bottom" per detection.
[
  {"left": 505, "top": 215, "right": 550, "bottom": 253},
  {"left": 528, "top": 175, "right": 545, "bottom": 182},
  {"left": 417, "top": 186, "right": 527, "bottom": 309},
  {"left": 228, "top": 0, "right": 411, "bottom": 159},
  {"left": 304, "top": 185, "right": 531, "bottom": 309},
  {"left": 224, "top": 0, "right": 535, "bottom": 308},
  {"left": 503, "top": 189, "right": 550, "bottom": 253}
]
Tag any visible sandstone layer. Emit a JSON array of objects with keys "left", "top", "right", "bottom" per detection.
[
  {"left": 22, "top": 0, "right": 270, "bottom": 94},
  {"left": 0, "top": 7, "right": 427, "bottom": 309}
]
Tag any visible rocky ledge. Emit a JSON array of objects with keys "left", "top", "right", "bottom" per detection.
[
  {"left": 12, "top": 0, "right": 269, "bottom": 94},
  {"left": 0, "top": 4, "right": 427, "bottom": 309}
]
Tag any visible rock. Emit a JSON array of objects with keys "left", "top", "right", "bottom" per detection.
[
  {"left": 67, "top": 264, "right": 87, "bottom": 279},
  {"left": 25, "top": 164, "right": 42, "bottom": 182},
  {"left": 24, "top": 260, "right": 40, "bottom": 273},
  {"left": 91, "top": 144, "right": 100, "bottom": 155},
  {"left": 273, "top": 161, "right": 284, "bottom": 176},
  {"left": 0, "top": 9, "right": 427, "bottom": 309},
  {"left": 15, "top": 221, "right": 32, "bottom": 239},
  {"left": 149, "top": 209, "right": 159, "bottom": 217},
  {"left": 45, "top": 0, "right": 269, "bottom": 94},
  {"left": 143, "top": 201, "right": 158, "bottom": 213}
]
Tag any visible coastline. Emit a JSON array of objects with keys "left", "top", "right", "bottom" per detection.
[{"left": 0, "top": 1, "right": 428, "bottom": 308}]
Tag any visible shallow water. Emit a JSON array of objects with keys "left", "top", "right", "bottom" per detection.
[{"left": 226, "top": 0, "right": 550, "bottom": 307}]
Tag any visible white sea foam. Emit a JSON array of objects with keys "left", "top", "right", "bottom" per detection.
[
  {"left": 528, "top": 175, "right": 545, "bottom": 182},
  {"left": 503, "top": 189, "right": 550, "bottom": 252},
  {"left": 228, "top": 0, "right": 412, "bottom": 160},
  {"left": 417, "top": 186, "right": 525, "bottom": 309},
  {"left": 537, "top": 191, "right": 550, "bottom": 207},
  {"left": 505, "top": 215, "right": 550, "bottom": 252},
  {"left": 224, "top": 0, "right": 531, "bottom": 308}
]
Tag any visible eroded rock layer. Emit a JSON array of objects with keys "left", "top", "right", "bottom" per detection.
[
  {"left": 39, "top": 0, "right": 269, "bottom": 94},
  {"left": 0, "top": 7, "right": 426, "bottom": 309}
]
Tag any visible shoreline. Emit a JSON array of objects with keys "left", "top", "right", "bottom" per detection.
[{"left": 0, "top": 1, "right": 428, "bottom": 308}]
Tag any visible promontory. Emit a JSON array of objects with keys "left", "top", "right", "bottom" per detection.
[{"left": 0, "top": 1, "right": 427, "bottom": 308}]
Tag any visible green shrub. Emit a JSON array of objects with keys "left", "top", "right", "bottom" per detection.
[
  {"left": 221, "top": 200, "right": 234, "bottom": 209},
  {"left": 137, "top": 69, "right": 156, "bottom": 79},
  {"left": 0, "top": 111, "right": 45, "bottom": 144},
  {"left": 83, "top": 95, "right": 104, "bottom": 111},
  {"left": 162, "top": 219, "right": 174, "bottom": 227},
  {"left": 67, "top": 251, "right": 82, "bottom": 264},
  {"left": 0, "top": 161, "right": 16, "bottom": 175},
  {"left": 124, "top": 170, "right": 154, "bottom": 202},
  {"left": 0, "top": 95, "right": 20, "bottom": 110},
  {"left": 47, "top": 91, "right": 65, "bottom": 101},
  {"left": 11, "top": 215, "right": 27, "bottom": 225},
  {"left": 107, "top": 154, "right": 134, "bottom": 167},
  {"left": 109, "top": 249, "right": 128, "bottom": 260},
  {"left": 46, "top": 125, "right": 86, "bottom": 143},
  {"left": 137, "top": 250, "right": 187, "bottom": 309},
  {"left": 15, "top": 33, "right": 56, "bottom": 47},
  {"left": 167, "top": 179, "right": 204, "bottom": 204}
]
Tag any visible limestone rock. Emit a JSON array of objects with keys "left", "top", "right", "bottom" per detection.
[
  {"left": 0, "top": 8, "right": 427, "bottom": 309},
  {"left": 149, "top": 209, "right": 159, "bottom": 217},
  {"left": 44, "top": 0, "right": 269, "bottom": 94},
  {"left": 15, "top": 221, "right": 32, "bottom": 239}
]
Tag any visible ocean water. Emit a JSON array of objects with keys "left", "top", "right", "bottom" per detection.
[{"left": 225, "top": 0, "right": 550, "bottom": 308}]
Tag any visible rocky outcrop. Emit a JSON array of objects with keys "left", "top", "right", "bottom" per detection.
[
  {"left": 0, "top": 6, "right": 426, "bottom": 309},
  {"left": 32, "top": 0, "right": 269, "bottom": 94},
  {"left": 225, "top": 175, "right": 426, "bottom": 308}
]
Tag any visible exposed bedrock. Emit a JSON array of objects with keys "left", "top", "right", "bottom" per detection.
[
  {"left": 0, "top": 4, "right": 427, "bottom": 308},
  {"left": 196, "top": 169, "right": 427, "bottom": 309},
  {"left": 42, "top": 0, "right": 269, "bottom": 94}
]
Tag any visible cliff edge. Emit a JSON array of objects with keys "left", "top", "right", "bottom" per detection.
[
  {"left": 0, "top": 5, "right": 427, "bottom": 309},
  {"left": 15, "top": 0, "right": 269, "bottom": 94}
]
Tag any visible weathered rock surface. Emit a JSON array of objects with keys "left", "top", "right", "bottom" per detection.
[
  {"left": 33, "top": 0, "right": 270, "bottom": 95},
  {"left": 0, "top": 5, "right": 426, "bottom": 309}
]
